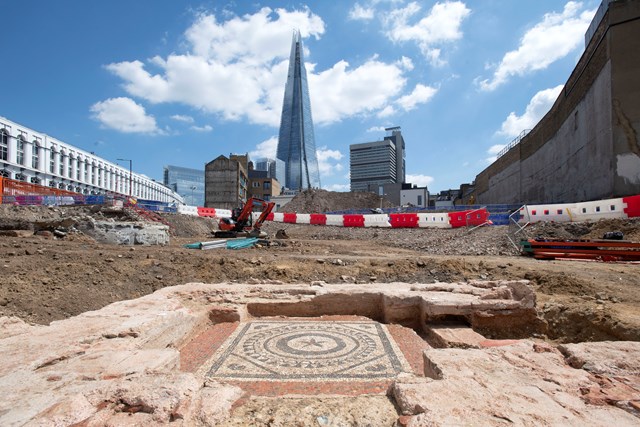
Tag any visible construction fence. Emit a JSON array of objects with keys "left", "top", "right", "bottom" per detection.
[{"left": 0, "top": 177, "right": 177, "bottom": 212}]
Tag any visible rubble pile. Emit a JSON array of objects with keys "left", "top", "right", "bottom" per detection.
[{"left": 280, "top": 189, "right": 393, "bottom": 213}]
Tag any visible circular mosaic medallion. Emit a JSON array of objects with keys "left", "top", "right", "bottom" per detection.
[{"left": 241, "top": 323, "right": 378, "bottom": 369}]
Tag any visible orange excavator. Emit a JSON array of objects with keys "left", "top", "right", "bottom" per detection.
[{"left": 214, "top": 197, "right": 275, "bottom": 238}]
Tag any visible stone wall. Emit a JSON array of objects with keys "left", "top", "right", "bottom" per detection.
[{"left": 476, "top": 0, "right": 640, "bottom": 204}]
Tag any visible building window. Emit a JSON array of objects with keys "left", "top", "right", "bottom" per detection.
[
  {"left": 15, "top": 173, "right": 26, "bottom": 181},
  {"left": 16, "top": 137, "right": 25, "bottom": 165},
  {"left": 30, "top": 177, "right": 41, "bottom": 185},
  {"left": 252, "top": 181, "right": 260, "bottom": 188},
  {"left": 50, "top": 151, "right": 56, "bottom": 173},
  {"left": 49, "top": 181, "right": 56, "bottom": 188},
  {"left": 0, "top": 170, "right": 10, "bottom": 178},
  {"left": 59, "top": 156, "right": 65, "bottom": 176},
  {"left": 58, "top": 182, "right": 65, "bottom": 189},
  {"left": 32, "top": 145, "right": 39, "bottom": 169},
  {"left": 0, "top": 129, "right": 8, "bottom": 161},
  {"left": 84, "top": 161, "right": 89, "bottom": 182},
  {"left": 263, "top": 181, "right": 271, "bottom": 190}
]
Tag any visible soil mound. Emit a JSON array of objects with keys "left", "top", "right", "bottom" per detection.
[
  {"left": 280, "top": 189, "right": 392, "bottom": 213},
  {"left": 525, "top": 218, "right": 640, "bottom": 241}
]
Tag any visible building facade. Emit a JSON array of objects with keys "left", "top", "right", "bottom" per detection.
[
  {"left": 254, "top": 157, "right": 285, "bottom": 186},
  {"left": 248, "top": 169, "right": 281, "bottom": 201},
  {"left": 163, "top": 165, "right": 204, "bottom": 207},
  {"left": 276, "top": 30, "right": 321, "bottom": 191},
  {"left": 475, "top": 0, "right": 640, "bottom": 204},
  {"left": 204, "top": 154, "right": 248, "bottom": 209},
  {"left": 0, "top": 116, "right": 182, "bottom": 203},
  {"left": 350, "top": 127, "right": 406, "bottom": 192},
  {"left": 401, "top": 186, "right": 429, "bottom": 208}
]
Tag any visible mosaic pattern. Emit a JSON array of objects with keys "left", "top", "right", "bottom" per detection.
[{"left": 206, "top": 321, "right": 409, "bottom": 380}]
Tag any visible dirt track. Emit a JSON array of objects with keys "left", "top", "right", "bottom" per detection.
[{"left": 0, "top": 205, "right": 638, "bottom": 344}]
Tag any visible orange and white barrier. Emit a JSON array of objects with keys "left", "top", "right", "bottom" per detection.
[{"left": 518, "top": 194, "right": 640, "bottom": 224}]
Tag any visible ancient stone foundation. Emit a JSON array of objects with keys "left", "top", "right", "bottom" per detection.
[{"left": 1, "top": 281, "right": 638, "bottom": 425}]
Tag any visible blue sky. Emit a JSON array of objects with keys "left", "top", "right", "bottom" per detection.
[{"left": 1, "top": 0, "right": 599, "bottom": 193}]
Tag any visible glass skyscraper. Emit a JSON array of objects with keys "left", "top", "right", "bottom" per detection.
[
  {"left": 163, "top": 165, "right": 204, "bottom": 206},
  {"left": 276, "top": 30, "right": 321, "bottom": 191}
]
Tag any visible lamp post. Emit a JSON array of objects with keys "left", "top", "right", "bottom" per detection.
[
  {"left": 190, "top": 185, "right": 196, "bottom": 206},
  {"left": 117, "top": 158, "right": 132, "bottom": 197}
]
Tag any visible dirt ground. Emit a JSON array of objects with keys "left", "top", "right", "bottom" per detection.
[
  {"left": 0, "top": 204, "right": 638, "bottom": 344},
  {"left": 1, "top": 204, "right": 639, "bottom": 425}
]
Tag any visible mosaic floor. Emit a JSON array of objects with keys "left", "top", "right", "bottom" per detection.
[{"left": 206, "top": 321, "right": 410, "bottom": 381}]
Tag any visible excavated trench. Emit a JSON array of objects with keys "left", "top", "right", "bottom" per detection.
[{"left": 175, "top": 278, "right": 639, "bottom": 426}]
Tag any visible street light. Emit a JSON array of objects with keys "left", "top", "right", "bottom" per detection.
[
  {"left": 190, "top": 185, "right": 196, "bottom": 206},
  {"left": 117, "top": 158, "right": 132, "bottom": 197}
]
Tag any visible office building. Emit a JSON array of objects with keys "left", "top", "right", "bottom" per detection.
[
  {"left": 350, "top": 127, "right": 406, "bottom": 192},
  {"left": 163, "top": 165, "right": 204, "bottom": 207},
  {"left": 248, "top": 166, "right": 281, "bottom": 202},
  {"left": 276, "top": 30, "right": 321, "bottom": 191},
  {"left": 0, "top": 116, "right": 182, "bottom": 203},
  {"left": 255, "top": 157, "right": 285, "bottom": 186}
]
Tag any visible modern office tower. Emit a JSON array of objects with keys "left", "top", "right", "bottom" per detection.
[
  {"left": 276, "top": 30, "right": 321, "bottom": 191},
  {"left": 163, "top": 165, "right": 204, "bottom": 207},
  {"left": 255, "top": 157, "right": 285, "bottom": 186},
  {"left": 350, "top": 127, "right": 406, "bottom": 192}
]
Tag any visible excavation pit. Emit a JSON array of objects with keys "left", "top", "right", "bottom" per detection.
[{"left": 2, "top": 280, "right": 639, "bottom": 426}]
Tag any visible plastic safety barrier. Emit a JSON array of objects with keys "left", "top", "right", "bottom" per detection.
[
  {"left": 343, "top": 214, "right": 365, "bottom": 227},
  {"left": 283, "top": 213, "right": 297, "bottom": 223},
  {"left": 389, "top": 213, "right": 419, "bottom": 228}
]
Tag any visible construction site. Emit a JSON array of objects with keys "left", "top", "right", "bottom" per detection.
[
  {"left": 0, "top": 188, "right": 639, "bottom": 426},
  {"left": 1, "top": 0, "right": 639, "bottom": 425}
]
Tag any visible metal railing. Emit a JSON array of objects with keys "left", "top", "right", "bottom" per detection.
[{"left": 496, "top": 129, "right": 531, "bottom": 159}]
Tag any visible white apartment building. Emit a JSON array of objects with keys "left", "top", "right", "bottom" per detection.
[{"left": 0, "top": 116, "right": 182, "bottom": 203}]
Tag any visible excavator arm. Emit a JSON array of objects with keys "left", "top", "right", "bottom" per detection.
[{"left": 216, "top": 197, "right": 275, "bottom": 237}]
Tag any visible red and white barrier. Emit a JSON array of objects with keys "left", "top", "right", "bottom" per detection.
[
  {"left": 250, "top": 208, "right": 491, "bottom": 229},
  {"left": 196, "top": 207, "right": 232, "bottom": 219},
  {"left": 519, "top": 194, "right": 640, "bottom": 224},
  {"left": 177, "top": 205, "right": 199, "bottom": 216},
  {"left": 191, "top": 193, "right": 640, "bottom": 229}
]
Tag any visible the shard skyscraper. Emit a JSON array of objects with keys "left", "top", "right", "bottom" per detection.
[{"left": 276, "top": 30, "right": 321, "bottom": 191}]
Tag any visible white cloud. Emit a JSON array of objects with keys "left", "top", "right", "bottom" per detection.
[
  {"left": 384, "top": 1, "right": 471, "bottom": 66},
  {"left": 325, "top": 183, "right": 350, "bottom": 192},
  {"left": 171, "top": 114, "right": 194, "bottom": 123},
  {"left": 406, "top": 173, "right": 434, "bottom": 187},
  {"left": 479, "top": 2, "right": 595, "bottom": 91},
  {"left": 317, "top": 146, "right": 344, "bottom": 177},
  {"left": 487, "top": 144, "right": 504, "bottom": 155},
  {"left": 249, "top": 136, "right": 278, "bottom": 159},
  {"left": 396, "top": 83, "right": 437, "bottom": 111},
  {"left": 90, "top": 97, "right": 159, "bottom": 134},
  {"left": 191, "top": 124, "right": 213, "bottom": 132},
  {"left": 310, "top": 58, "right": 406, "bottom": 124},
  {"left": 498, "top": 84, "right": 563, "bottom": 137},
  {"left": 104, "top": 7, "right": 415, "bottom": 128},
  {"left": 397, "top": 56, "right": 414, "bottom": 71},
  {"left": 367, "top": 126, "right": 386, "bottom": 132},
  {"left": 349, "top": 3, "right": 375, "bottom": 21},
  {"left": 377, "top": 105, "right": 396, "bottom": 118}
]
